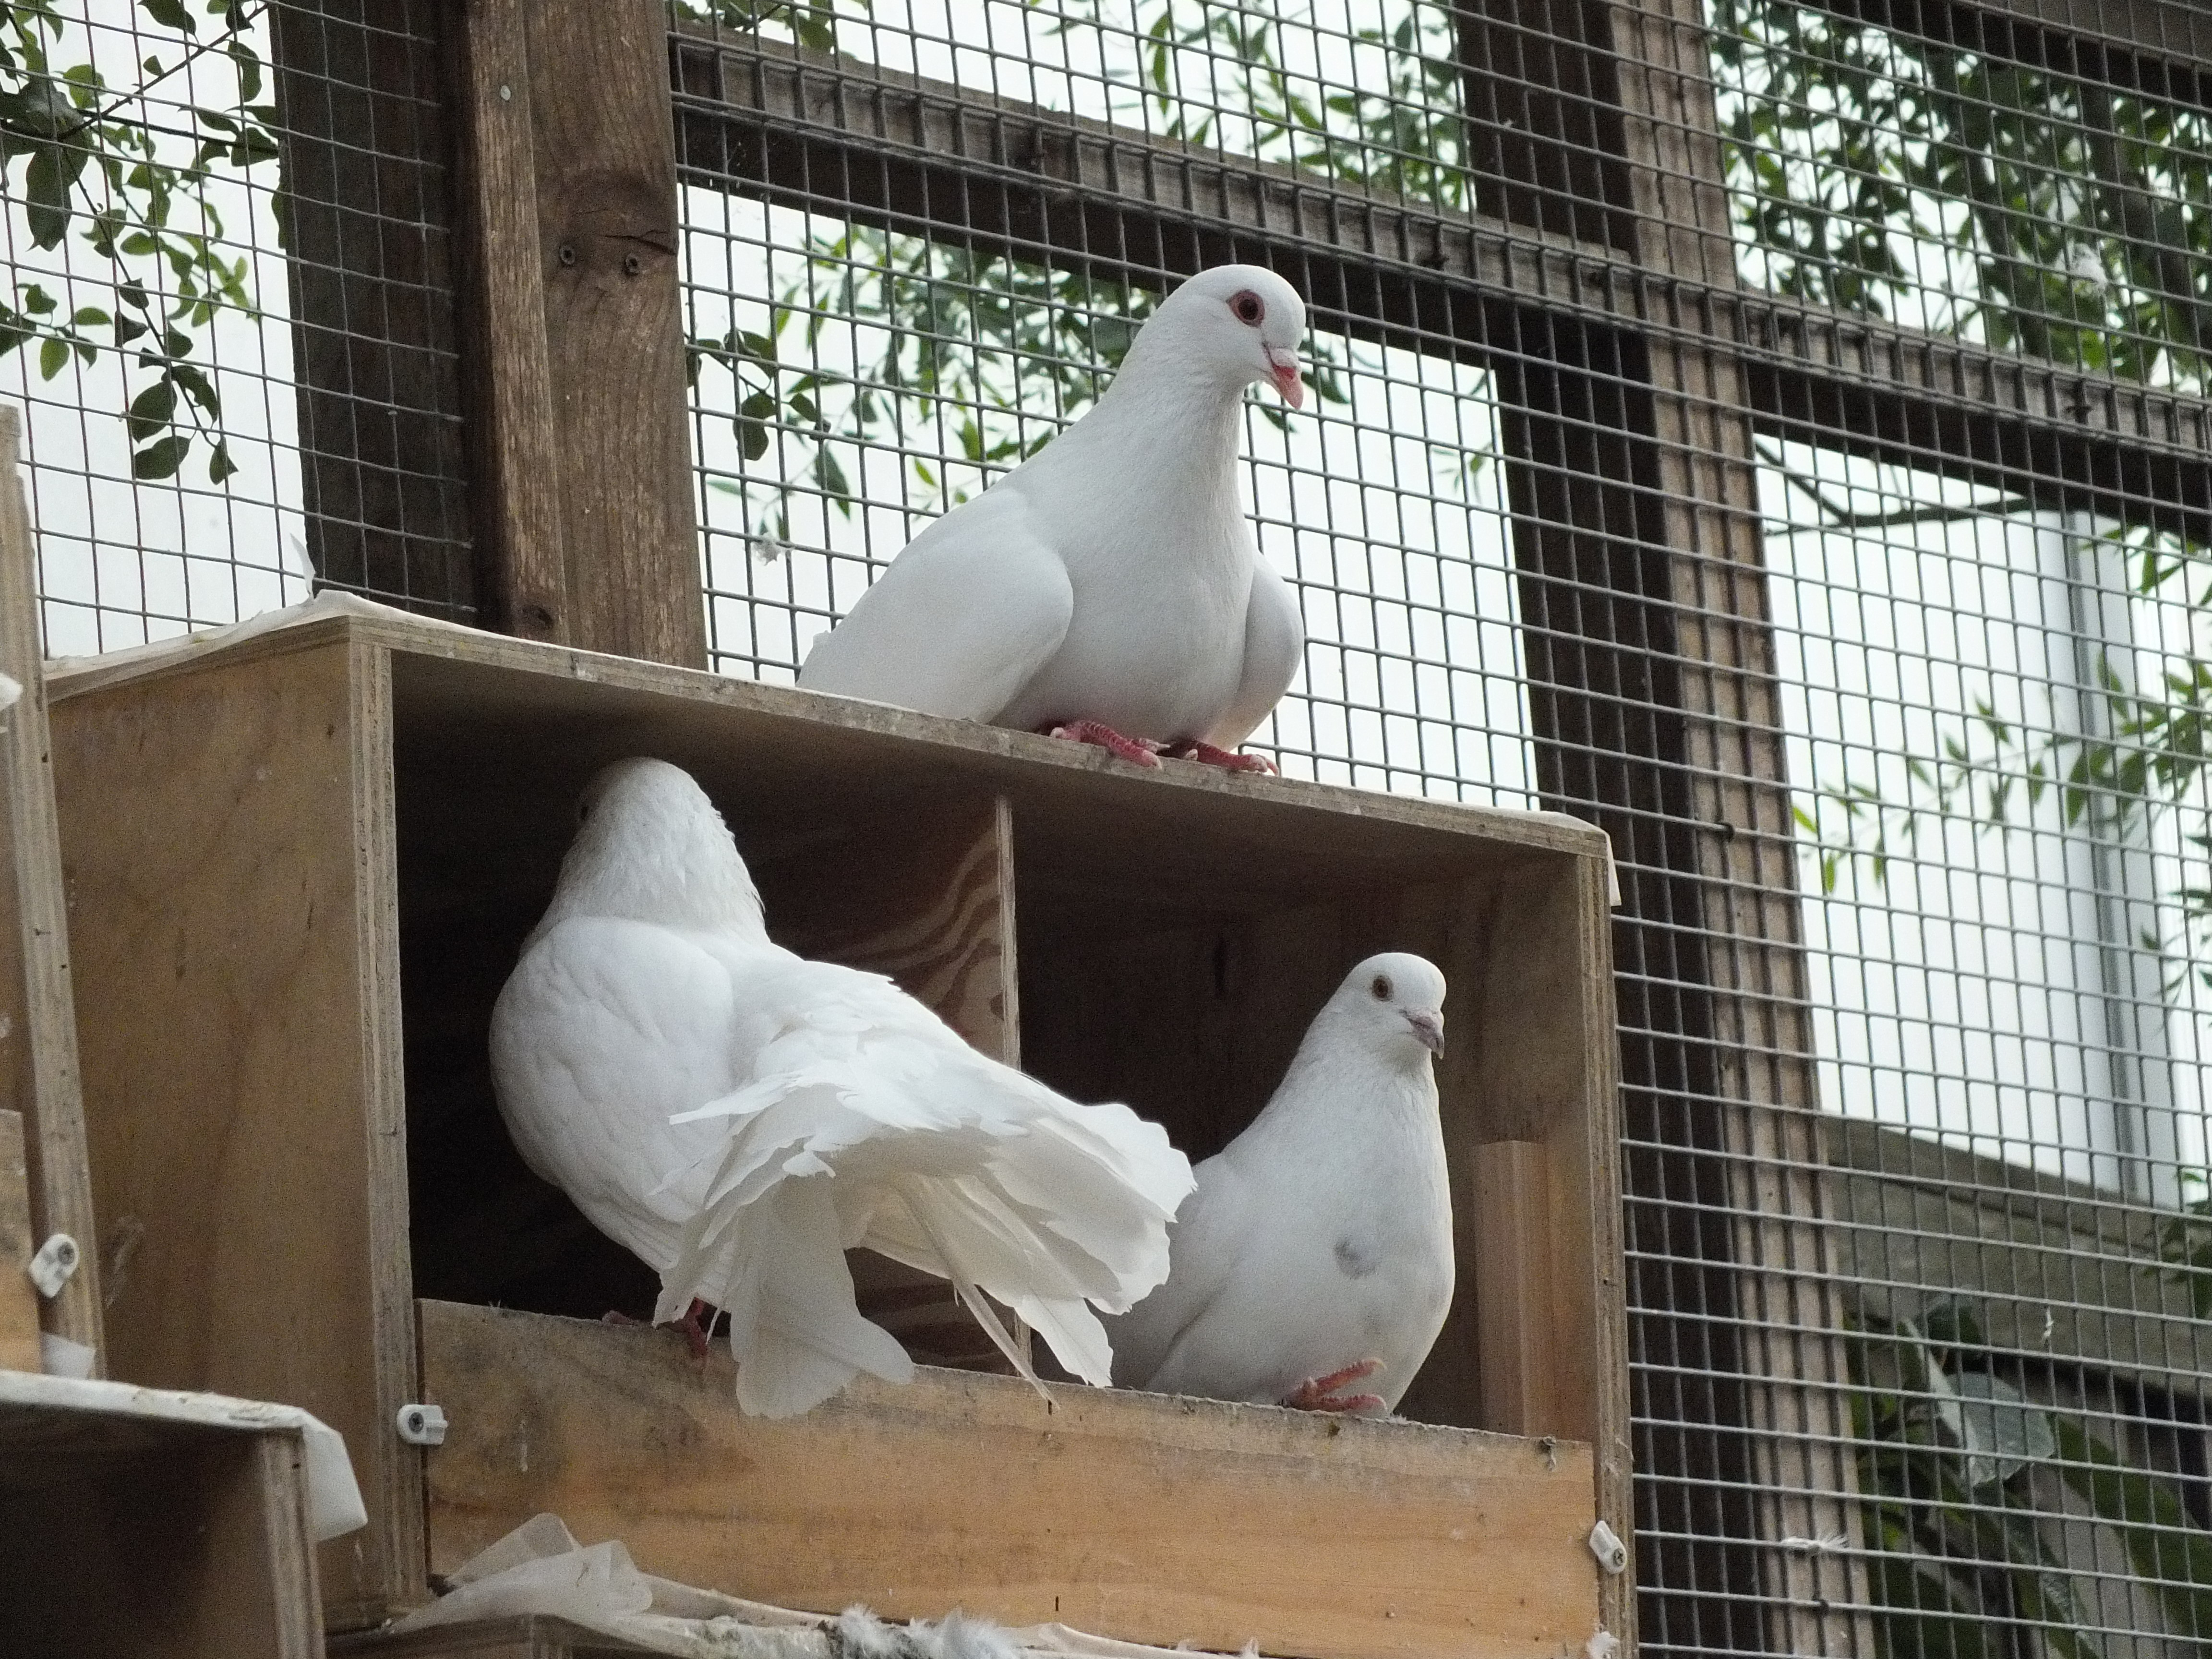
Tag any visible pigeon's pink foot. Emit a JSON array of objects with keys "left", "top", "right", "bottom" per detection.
[
  {"left": 1162, "top": 739, "right": 1277, "bottom": 774},
  {"left": 673, "top": 1298, "right": 713, "bottom": 1360},
  {"left": 602, "top": 1298, "right": 713, "bottom": 1360},
  {"left": 1281, "top": 1357, "right": 1385, "bottom": 1414},
  {"left": 1045, "top": 720, "right": 1162, "bottom": 769}
]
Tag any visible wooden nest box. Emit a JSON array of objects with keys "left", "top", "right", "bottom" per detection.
[{"left": 48, "top": 605, "right": 1630, "bottom": 1655}]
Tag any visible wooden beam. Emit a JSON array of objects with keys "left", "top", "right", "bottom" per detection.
[
  {"left": 0, "top": 1110, "right": 39, "bottom": 1372},
  {"left": 421, "top": 1298, "right": 1602, "bottom": 1659},
  {"left": 0, "top": 407, "right": 102, "bottom": 1368},
  {"left": 672, "top": 27, "right": 1625, "bottom": 361},
  {"left": 450, "top": 0, "right": 707, "bottom": 667},
  {"left": 670, "top": 32, "right": 2211, "bottom": 544},
  {"left": 450, "top": 0, "right": 568, "bottom": 645},
  {"left": 1474, "top": 1141, "right": 1559, "bottom": 1437},
  {"left": 1603, "top": 3, "right": 1869, "bottom": 1654},
  {"left": 1810, "top": 0, "right": 2212, "bottom": 106}
]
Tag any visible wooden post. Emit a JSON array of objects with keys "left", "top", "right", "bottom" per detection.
[
  {"left": 0, "top": 1110, "right": 40, "bottom": 1371},
  {"left": 1474, "top": 1140, "right": 1559, "bottom": 1437},
  {"left": 0, "top": 407, "right": 102, "bottom": 1370},
  {"left": 451, "top": 0, "right": 709, "bottom": 666},
  {"left": 1602, "top": 6, "right": 1870, "bottom": 1655},
  {"left": 1452, "top": 1, "right": 1866, "bottom": 1650}
]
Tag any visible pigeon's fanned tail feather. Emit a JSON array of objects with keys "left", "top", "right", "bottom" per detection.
[
  {"left": 704, "top": 1177, "right": 914, "bottom": 1419},
  {"left": 1010, "top": 1293, "right": 1115, "bottom": 1386},
  {"left": 889, "top": 1183, "right": 1048, "bottom": 1394},
  {"left": 659, "top": 999, "right": 1188, "bottom": 1398}
]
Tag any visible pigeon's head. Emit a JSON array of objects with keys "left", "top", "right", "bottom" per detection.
[
  {"left": 1329, "top": 952, "right": 1447, "bottom": 1063},
  {"left": 551, "top": 756, "right": 766, "bottom": 938},
  {"left": 1141, "top": 264, "right": 1308, "bottom": 409}
]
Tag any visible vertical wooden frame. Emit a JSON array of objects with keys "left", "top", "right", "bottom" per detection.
[
  {"left": 0, "top": 408, "right": 102, "bottom": 1368},
  {"left": 449, "top": 0, "right": 708, "bottom": 665},
  {"left": 1600, "top": 4, "right": 1870, "bottom": 1652},
  {"left": 49, "top": 637, "right": 421, "bottom": 1624}
]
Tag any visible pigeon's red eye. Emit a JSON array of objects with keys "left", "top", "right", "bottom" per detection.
[
  {"left": 1371, "top": 974, "right": 1393, "bottom": 1000},
  {"left": 1229, "top": 289, "right": 1265, "bottom": 325}
]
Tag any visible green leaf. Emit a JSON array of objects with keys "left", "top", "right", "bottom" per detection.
[
  {"left": 140, "top": 0, "right": 198, "bottom": 32},
  {"left": 127, "top": 378, "right": 178, "bottom": 441},
  {"left": 37, "top": 337, "right": 68, "bottom": 380},
  {"left": 23, "top": 146, "right": 72, "bottom": 249},
  {"left": 207, "top": 439, "right": 238, "bottom": 484},
  {"left": 131, "top": 434, "right": 191, "bottom": 479},
  {"left": 226, "top": 40, "right": 262, "bottom": 103}
]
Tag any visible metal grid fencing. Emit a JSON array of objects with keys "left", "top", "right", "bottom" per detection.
[
  {"left": 670, "top": 2, "right": 2212, "bottom": 1655},
  {"left": 1, "top": 0, "right": 471, "bottom": 655},
  {"left": 8, "top": 1, "right": 2212, "bottom": 1655}
]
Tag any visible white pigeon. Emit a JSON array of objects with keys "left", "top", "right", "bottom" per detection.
[
  {"left": 489, "top": 757, "right": 1194, "bottom": 1418},
  {"left": 1104, "top": 953, "right": 1453, "bottom": 1415},
  {"left": 796, "top": 264, "right": 1308, "bottom": 773}
]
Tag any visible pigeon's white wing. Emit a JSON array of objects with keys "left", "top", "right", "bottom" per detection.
[
  {"left": 797, "top": 489, "right": 1074, "bottom": 723},
  {"left": 658, "top": 956, "right": 1190, "bottom": 1414},
  {"left": 1204, "top": 553, "right": 1304, "bottom": 748},
  {"left": 488, "top": 916, "right": 748, "bottom": 1273}
]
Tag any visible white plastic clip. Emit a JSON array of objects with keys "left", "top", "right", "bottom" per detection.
[
  {"left": 1588, "top": 1519, "right": 1629, "bottom": 1575},
  {"left": 27, "top": 1234, "right": 79, "bottom": 1299},
  {"left": 396, "top": 1403, "right": 448, "bottom": 1446}
]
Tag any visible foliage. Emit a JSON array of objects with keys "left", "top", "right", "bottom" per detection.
[
  {"left": 1849, "top": 1302, "right": 2212, "bottom": 1659},
  {"left": 0, "top": 0, "right": 277, "bottom": 483},
  {"left": 1708, "top": 0, "right": 2212, "bottom": 391},
  {"left": 1786, "top": 501, "right": 2212, "bottom": 999},
  {"left": 685, "top": 0, "right": 1476, "bottom": 540}
]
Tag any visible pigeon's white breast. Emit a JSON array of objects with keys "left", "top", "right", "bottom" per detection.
[{"left": 996, "top": 517, "right": 1255, "bottom": 740}]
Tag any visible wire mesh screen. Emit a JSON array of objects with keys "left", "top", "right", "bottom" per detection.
[
  {"left": 1, "top": 0, "right": 472, "bottom": 655},
  {"left": 671, "top": 1, "right": 2212, "bottom": 1655},
  {"left": 5, "top": 0, "right": 2211, "bottom": 1654}
]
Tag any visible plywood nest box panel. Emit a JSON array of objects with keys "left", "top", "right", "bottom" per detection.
[{"left": 47, "top": 605, "right": 1630, "bottom": 1655}]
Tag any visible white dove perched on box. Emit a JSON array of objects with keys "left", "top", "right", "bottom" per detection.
[
  {"left": 1104, "top": 953, "right": 1454, "bottom": 1415},
  {"left": 797, "top": 264, "right": 1309, "bottom": 773},
  {"left": 489, "top": 757, "right": 1194, "bottom": 1418}
]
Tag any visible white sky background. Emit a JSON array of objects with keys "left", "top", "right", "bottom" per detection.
[
  {"left": 1761, "top": 441, "right": 2212, "bottom": 1195},
  {"left": 10, "top": 0, "right": 2209, "bottom": 1193}
]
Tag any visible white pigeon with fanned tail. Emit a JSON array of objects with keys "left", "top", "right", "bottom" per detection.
[
  {"left": 490, "top": 757, "right": 1193, "bottom": 1418},
  {"left": 1104, "top": 953, "right": 1454, "bottom": 1416},
  {"left": 796, "top": 264, "right": 1308, "bottom": 770}
]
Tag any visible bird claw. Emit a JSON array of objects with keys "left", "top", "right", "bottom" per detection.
[
  {"left": 1160, "top": 739, "right": 1277, "bottom": 774},
  {"left": 602, "top": 1298, "right": 714, "bottom": 1361},
  {"left": 1281, "top": 1357, "right": 1385, "bottom": 1414},
  {"left": 1045, "top": 720, "right": 1163, "bottom": 769}
]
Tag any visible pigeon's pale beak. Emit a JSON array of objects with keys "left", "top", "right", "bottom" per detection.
[
  {"left": 1266, "top": 345, "right": 1305, "bottom": 409},
  {"left": 1405, "top": 1009, "right": 1445, "bottom": 1056}
]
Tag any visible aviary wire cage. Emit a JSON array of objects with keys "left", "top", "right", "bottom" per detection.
[{"left": 4, "top": 0, "right": 2210, "bottom": 1653}]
